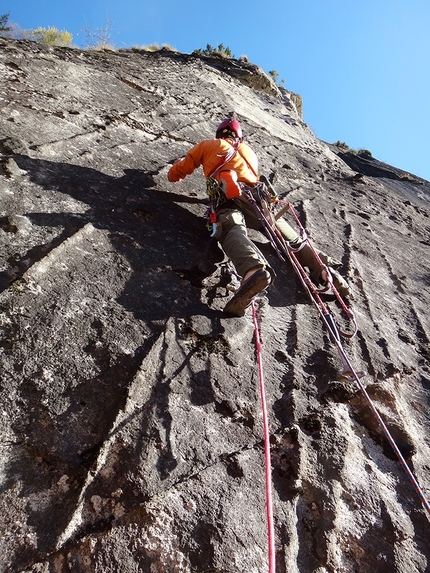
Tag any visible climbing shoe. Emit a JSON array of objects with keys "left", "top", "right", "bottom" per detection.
[
  {"left": 329, "top": 268, "right": 351, "bottom": 299},
  {"left": 224, "top": 268, "right": 271, "bottom": 317}
]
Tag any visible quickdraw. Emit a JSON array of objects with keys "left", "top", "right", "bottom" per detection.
[{"left": 205, "top": 177, "right": 225, "bottom": 237}]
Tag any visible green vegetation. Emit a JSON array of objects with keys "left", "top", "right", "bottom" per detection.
[
  {"left": 0, "top": 12, "right": 11, "bottom": 35},
  {"left": 29, "top": 27, "right": 73, "bottom": 46},
  {"left": 193, "top": 43, "right": 235, "bottom": 59},
  {"left": 357, "top": 149, "right": 372, "bottom": 157},
  {"left": 333, "top": 141, "right": 349, "bottom": 151},
  {"left": 269, "top": 69, "right": 285, "bottom": 86},
  {"left": 0, "top": 13, "right": 73, "bottom": 46},
  {"left": 333, "top": 141, "right": 372, "bottom": 156}
]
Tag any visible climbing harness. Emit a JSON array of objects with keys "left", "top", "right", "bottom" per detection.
[
  {"left": 204, "top": 140, "right": 261, "bottom": 237},
  {"left": 251, "top": 300, "right": 276, "bottom": 573},
  {"left": 245, "top": 181, "right": 430, "bottom": 518},
  {"left": 204, "top": 141, "right": 240, "bottom": 237}
]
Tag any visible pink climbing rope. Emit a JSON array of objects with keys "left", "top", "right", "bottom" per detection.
[
  {"left": 246, "top": 189, "right": 430, "bottom": 517},
  {"left": 251, "top": 300, "right": 276, "bottom": 573}
]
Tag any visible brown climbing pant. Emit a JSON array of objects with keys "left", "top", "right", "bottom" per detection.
[{"left": 216, "top": 197, "right": 340, "bottom": 282}]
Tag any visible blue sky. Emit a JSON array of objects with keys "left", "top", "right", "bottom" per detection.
[{"left": 3, "top": 0, "right": 430, "bottom": 181}]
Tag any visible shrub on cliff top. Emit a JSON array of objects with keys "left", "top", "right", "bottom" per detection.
[
  {"left": 333, "top": 141, "right": 372, "bottom": 157},
  {"left": 269, "top": 69, "right": 285, "bottom": 86},
  {"left": 193, "top": 43, "right": 235, "bottom": 59},
  {"left": 0, "top": 12, "right": 11, "bottom": 35},
  {"left": 125, "top": 43, "right": 177, "bottom": 53},
  {"left": 29, "top": 27, "right": 73, "bottom": 46}
]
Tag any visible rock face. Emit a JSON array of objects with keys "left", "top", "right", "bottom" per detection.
[{"left": 1, "top": 37, "right": 430, "bottom": 573}]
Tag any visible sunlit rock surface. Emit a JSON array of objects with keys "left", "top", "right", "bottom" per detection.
[{"left": 1, "top": 37, "right": 430, "bottom": 572}]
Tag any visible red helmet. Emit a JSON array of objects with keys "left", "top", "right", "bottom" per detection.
[{"left": 216, "top": 118, "right": 243, "bottom": 142}]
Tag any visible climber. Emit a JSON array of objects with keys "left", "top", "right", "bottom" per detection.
[{"left": 167, "top": 118, "right": 350, "bottom": 317}]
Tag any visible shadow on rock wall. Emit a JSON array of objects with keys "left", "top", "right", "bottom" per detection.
[
  {"left": 1, "top": 155, "right": 234, "bottom": 567},
  {"left": 11, "top": 155, "right": 226, "bottom": 323}
]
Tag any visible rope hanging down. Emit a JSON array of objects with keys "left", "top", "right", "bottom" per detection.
[
  {"left": 251, "top": 300, "right": 276, "bottom": 573},
  {"left": 244, "top": 183, "right": 430, "bottom": 518}
]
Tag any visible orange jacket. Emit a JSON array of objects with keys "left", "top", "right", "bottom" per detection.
[{"left": 168, "top": 138, "right": 259, "bottom": 185}]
